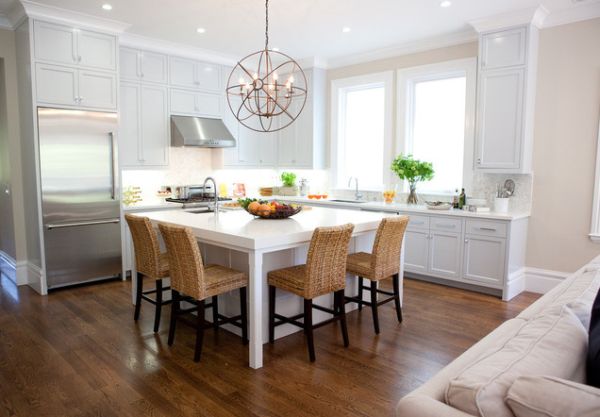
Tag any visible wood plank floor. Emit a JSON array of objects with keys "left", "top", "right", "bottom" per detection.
[{"left": 0, "top": 273, "right": 539, "bottom": 417}]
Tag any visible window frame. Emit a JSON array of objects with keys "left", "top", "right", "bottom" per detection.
[
  {"left": 590, "top": 119, "right": 600, "bottom": 242},
  {"left": 396, "top": 58, "right": 477, "bottom": 195},
  {"left": 330, "top": 71, "right": 394, "bottom": 191}
]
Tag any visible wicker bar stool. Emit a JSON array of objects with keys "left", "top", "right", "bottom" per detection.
[
  {"left": 125, "top": 214, "right": 172, "bottom": 333},
  {"left": 158, "top": 223, "right": 248, "bottom": 362},
  {"left": 345, "top": 216, "right": 409, "bottom": 334},
  {"left": 268, "top": 223, "right": 354, "bottom": 362}
]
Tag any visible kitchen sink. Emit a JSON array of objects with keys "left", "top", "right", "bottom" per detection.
[{"left": 329, "top": 199, "right": 369, "bottom": 204}]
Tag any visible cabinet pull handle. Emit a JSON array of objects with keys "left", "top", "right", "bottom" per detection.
[
  {"left": 479, "top": 227, "right": 497, "bottom": 232},
  {"left": 436, "top": 224, "right": 456, "bottom": 229},
  {"left": 412, "top": 221, "right": 425, "bottom": 225}
]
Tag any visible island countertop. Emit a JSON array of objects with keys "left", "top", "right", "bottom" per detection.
[{"left": 133, "top": 206, "right": 394, "bottom": 250}]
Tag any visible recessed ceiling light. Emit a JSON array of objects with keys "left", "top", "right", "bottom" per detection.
[
  {"left": 102, "top": 3, "right": 112, "bottom": 11},
  {"left": 272, "top": 47, "right": 280, "bottom": 51},
  {"left": 342, "top": 26, "right": 351, "bottom": 33},
  {"left": 440, "top": 1, "right": 452, "bottom": 7},
  {"left": 196, "top": 27, "right": 206, "bottom": 34}
]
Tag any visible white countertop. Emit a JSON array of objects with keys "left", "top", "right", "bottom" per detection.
[
  {"left": 270, "top": 196, "right": 530, "bottom": 221},
  {"left": 133, "top": 206, "right": 392, "bottom": 250}
]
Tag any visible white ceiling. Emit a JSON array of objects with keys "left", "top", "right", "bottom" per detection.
[{"left": 2, "top": 0, "right": 600, "bottom": 64}]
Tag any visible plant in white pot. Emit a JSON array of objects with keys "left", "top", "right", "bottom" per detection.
[
  {"left": 279, "top": 172, "right": 298, "bottom": 196},
  {"left": 391, "top": 154, "right": 434, "bottom": 204}
]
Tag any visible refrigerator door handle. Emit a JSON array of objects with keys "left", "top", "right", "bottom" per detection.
[
  {"left": 46, "top": 218, "right": 120, "bottom": 230},
  {"left": 109, "top": 132, "right": 118, "bottom": 200}
]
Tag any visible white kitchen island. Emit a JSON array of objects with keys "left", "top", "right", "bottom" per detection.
[{"left": 131, "top": 206, "right": 399, "bottom": 369}]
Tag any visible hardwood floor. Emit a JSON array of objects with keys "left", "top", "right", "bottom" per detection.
[{"left": 0, "top": 274, "right": 539, "bottom": 417}]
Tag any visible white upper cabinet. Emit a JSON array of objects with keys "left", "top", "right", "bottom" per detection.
[
  {"left": 33, "top": 20, "right": 116, "bottom": 71},
  {"left": 480, "top": 28, "right": 527, "bottom": 70},
  {"left": 120, "top": 47, "right": 168, "bottom": 84},
  {"left": 35, "top": 63, "right": 116, "bottom": 110},
  {"left": 119, "top": 82, "right": 169, "bottom": 167},
  {"left": 170, "top": 89, "right": 221, "bottom": 117},
  {"left": 169, "top": 56, "right": 221, "bottom": 91},
  {"left": 475, "top": 24, "right": 537, "bottom": 173}
]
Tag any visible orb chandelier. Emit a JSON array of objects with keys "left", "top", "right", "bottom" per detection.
[{"left": 226, "top": 0, "right": 307, "bottom": 133}]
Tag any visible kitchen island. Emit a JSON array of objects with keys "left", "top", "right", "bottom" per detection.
[{"left": 131, "top": 206, "right": 399, "bottom": 369}]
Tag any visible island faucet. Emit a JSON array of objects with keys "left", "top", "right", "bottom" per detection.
[
  {"left": 348, "top": 177, "right": 363, "bottom": 201},
  {"left": 203, "top": 176, "right": 219, "bottom": 214}
]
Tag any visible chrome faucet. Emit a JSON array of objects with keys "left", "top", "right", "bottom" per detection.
[
  {"left": 348, "top": 177, "right": 363, "bottom": 201},
  {"left": 203, "top": 176, "right": 219, "bottom": 214}
]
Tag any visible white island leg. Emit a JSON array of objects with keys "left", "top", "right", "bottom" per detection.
[{"left": 248, "top": 249, "right": 264, "bottom": 369}]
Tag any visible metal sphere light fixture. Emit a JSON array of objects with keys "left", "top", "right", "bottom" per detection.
[{"left": 226, "top": 0, "right": 307, "bottom": 133}]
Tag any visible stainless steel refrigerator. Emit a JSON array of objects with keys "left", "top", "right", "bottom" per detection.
[{"left": 38, "top": 108, "right": 122, "bottom": 289}]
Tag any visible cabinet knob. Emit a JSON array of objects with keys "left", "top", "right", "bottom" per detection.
[
  {"left": 464, "top": 239, "right": 469, "bottom": 243},
  {"left": 292, "top": 159, "right": 296, "bottom": 163},
  {"left": 78, "top": 56, "right": 82, "bottom": 63},
  {"left": 477, "top": 158, "right": 481, "bottom": 164},
  {"left": 259, "top": 159, "right": 263, "bottom": 163},
  {"left": 140, "top": 73, "right": 144, "bottom": 78}
]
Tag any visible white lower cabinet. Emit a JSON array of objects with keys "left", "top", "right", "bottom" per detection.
[
  {"left": 429, "top": 231, "right": 462, "bottom": 280},
  {"left": 463, "top": 235, "right": 506, "bottom": 287},
  {"left": 399, "top": 213, "right": 526, "bottom": 298}
]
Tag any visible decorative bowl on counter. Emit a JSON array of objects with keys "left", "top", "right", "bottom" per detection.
[
  {"left": 425, "top": 201, "right": 452, "bottom": 210},
  {"left": 238, "top": 198, "right": 302, "bottom": 219}
]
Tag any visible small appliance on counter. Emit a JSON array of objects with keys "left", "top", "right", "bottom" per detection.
[{"left": 165, "top": 184, "right": 232, "bottom": 209}]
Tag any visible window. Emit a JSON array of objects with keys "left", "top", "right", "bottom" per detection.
[
  {"left": 397, "top": 59, "right": 477, "bottom": 194},
  {"left": 331, "top": 72, "right": 393, "bottom": 190}
]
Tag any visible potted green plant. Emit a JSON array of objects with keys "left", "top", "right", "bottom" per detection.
[
  {"left": 279, "top": 172, "right": 298, "bottom": 196},
  {"left": 391, "top": 154, "right": 434, "bottom": 204}
]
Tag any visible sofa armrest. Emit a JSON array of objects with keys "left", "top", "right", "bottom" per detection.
[{"left": 396, "top": 394, "right": 475, "bottom": 417}]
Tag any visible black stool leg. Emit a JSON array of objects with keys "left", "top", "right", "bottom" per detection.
[
  {"left": 370, "top": 280, "right": 380, "bottom": 334},
  {"left": 268, "top": 285, "right": 276, "bottom": 343},
  {"left": 153, "top": 279, "right": 163, "bottom": 332},
  {"left": 194, "top": 299, "right": 205, "bottom": 362},
  {"left": 212, "top": 296, "right": 219, "bottom": 331},
  {"left": 357, "top": 276, "right": 364, "bottom": 311},
  {"left": 240, "top": 287, "right": 248, "bottom": 345},
  {"left": 304, "top": 298, "right": 315, "bottom": 362},
  {"left": 393, "top": 273, "right": 403, "bottom": 323},
  {"left": 336, "top": 290, "right": 349, "bottom": 347},
  {"left": 134, "top": 272, "right": 143, "bottom": 320},
  {"left": 168, "top": 290, "right": 179, "bottom": 346}
]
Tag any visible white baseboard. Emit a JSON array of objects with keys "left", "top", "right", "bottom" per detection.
[{"left": 525, "top": 267, "right": 570, "bottom": 294}]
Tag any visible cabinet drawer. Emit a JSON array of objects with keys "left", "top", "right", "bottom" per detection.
[
  {"left": 481, "top": 27, "right": 527, "bottom": 70},
  {"left": 406, "top": 214, "right": 429, "bottom": 231},
  {"left": 466, "top": 219, "right": 507, "bottom": 238},
  {"left": 430, "top": 217, "right": 462, "bottom": 233}
]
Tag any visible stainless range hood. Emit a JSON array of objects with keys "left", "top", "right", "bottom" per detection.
[{"left": 170, "top": 115, "right": 236, "bottom": 148}]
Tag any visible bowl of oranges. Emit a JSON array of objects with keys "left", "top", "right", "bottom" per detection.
[{"left": 238, "top": 198, "right": 302, "bottom": 219}]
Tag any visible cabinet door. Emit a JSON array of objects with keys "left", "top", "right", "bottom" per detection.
[
  {"left": 33, "top": 21, "right": 78, "bottom": 66},
  {"left": 404, "top": 230, "right": 429, "bottom": 273},
  {"left": 196, "top": 62, "right": 221, "bottom": 91},
  {"left": 78, "top": 70, "right": 117, "bottom": 110},
  {"left": 140, "top": 51, "right": 168, "bottom": 84},
  {"left": 481, "top": 28, "right": 527, "bottom": 70},
  {"left": 119, "top": 83, "right": 142, "bottom": 167},
  {"left": 35, "top": 64, "right": 78, "bottom": 106},
  {"left": 277, "top": 99, "right": 311, "bottom": 167},
  {"left": 170, "top": 89, "right": 197, "bottom": 115},
  {"left": 195, "top": 92, "right": 221, "bottom": 117},
  {"left": 475, "top": 68, "right": 525, "bottom": 170},
  {"left": 237, "top": 128, "right": 260, "bottom": 166},
  {"left": 140, "top": 85, "right": 169, "bottom": 166},
  {"left": 259, "top": 134, "right": 277, "bottom": 167},
  {"left": 120, "top": 48, "right": 140, "bottom": 80},
  {"left": 463, "top": 235, "right": 506, "bottom": 287},
  {"left": 77, "top": 30, "right": 117, "bottom": 71},
  {"left": 169, "top": 56, "right": 196, "bottom": 88},
  {"left": 428, "top": 231, "right": 462, "bottom": 281}
]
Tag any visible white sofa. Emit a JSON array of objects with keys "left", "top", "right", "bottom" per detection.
[{"left": 396, "top": 255, "right": 600, "bottom": 417}]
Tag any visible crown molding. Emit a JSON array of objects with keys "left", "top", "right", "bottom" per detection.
[
  {"left": 325, "top": 29, "right": 478, "bottom": 70},
  {"left": 469, "top": 6, "right": 549, "bottom": 33},
  {"left": 20, "top": 0, "right": 130, "bottom": 33},
  {"left": 119, "top": 32, "right": 238, "bottom": 66},
  {"left": 543, "top": 1, "right": 600, "bottom": 27}
]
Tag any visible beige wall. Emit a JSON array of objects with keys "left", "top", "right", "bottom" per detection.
[
  {"left": 0, "top": 28, "right": 24, "bottom": 263},
  {"left": 526, "top": 18, "right": 600, "bottom": 272}
]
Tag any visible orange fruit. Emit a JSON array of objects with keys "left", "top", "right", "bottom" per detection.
[
  {"left": 258, "top": 204, "right": 272, "bottom": 216},
  {"left": 248, "top": 201, "right": 260, "bottom": 213}
]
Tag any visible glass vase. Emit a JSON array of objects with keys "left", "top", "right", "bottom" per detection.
[{"left": 407, "top": 183, "right": 418, "bottom": 205}]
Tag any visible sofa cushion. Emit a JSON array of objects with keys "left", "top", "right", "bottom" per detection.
[
  {"left": 587, "top": 287, "right": 600, "bottom": 387},
  {"left": 506, "top": 375, "right": 600, "bottom": 417},
  {"left": 445, "top": 306, "right": 588, "bottom": 417}
]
